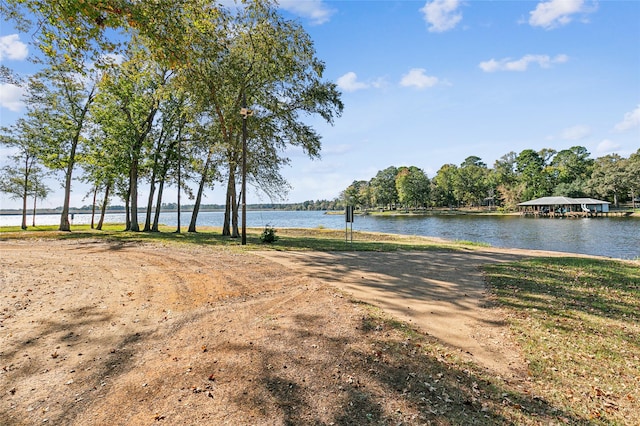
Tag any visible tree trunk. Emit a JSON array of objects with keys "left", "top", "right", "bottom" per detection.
[
  {"left": 223, "top": 189, "right": 232, "bottom": 236},
  {"left": 58, "top": 87, "right": 94, "bottom": 231},
  {"left": 151, "top": 179, "right": 165, "bottom": 232},
  {"left": 58, "top": 139, "right": 78, "bottom": 232},
  {"left": 90, "top": 186, "right": 97, "bottom": 229},
  {"left": 188, "top": 155, "right": 212, "bottom": 233},
  {"left": 175, "top": 144, "right": 181, "bottom": 234},
  {"left": 96, "top": 183, "right": 110, "bottom": 231},
  {"left": 175, "top": 179, "right": 181, "bottom": 234},
  {"left": 31, "top": 189, "right": 37, "bottom": 228},
  {"left": 129, "top": 157, "right": 140, "bottom": 231},
  {"left": 20, "top": 192, "right": 28, "bottom": 229},
  {"left": 143, "top": 176, "right": 156, "bottom": 232},
  {"left": 187, "top": 183, "right": 203, "bottom": 233},
  {"left": 20, "top": 154, "right": 32, "bottom": 229},
  {"left": 233, "top": 186, "right": 240, "bottom": 238},
  {"left": 222, "top": 167, "right": 238, "bottom": 237},
  {"left": 124, "top": 186, "right": 131, "bottom": 231},
  {"left": 153, "top": 139, "right": 179, "bottom": 231},
  {"left": 144, "top": 156, "right": 164, "bottom": 231}
]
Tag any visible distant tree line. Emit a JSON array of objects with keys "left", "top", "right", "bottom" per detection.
[
  {"left": 62, "top": 200, "right": 342, "bottom": 212},
  {"left": 340, "top": 147, "right": 640, "bottom": 211}
]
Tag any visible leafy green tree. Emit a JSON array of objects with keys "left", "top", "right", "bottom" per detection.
[
  {"left": 187, "top": 119, "right": 225, "bottom": 234},
  {"left": 1, "top": 0, "right": 215, "bottom": 67},
  {"left": 549, "top": 146, "right": 593, "bottom": 197},
  {"left": 92, "top": 42, "right": 169, "bottom": 231},
  {"left": 82, "top": 125, "right": 130, "bottom": 230},
  {"left": 371, "top": 166, "right": 399, "bottom": 209},
  {"left": 492, "top": 152, "right": 517, "bottom": 185},
  {"left": 515, "top": 149, "right": 548, "bottom": 201},
  {"left": 342, "top": 180, "right": 373, "bottom": 210},
  {"left": 342, "top": 180, "right": 369, "bottom": 209},
  {"left": 0, "top": 119, "right": 50, "bottom": 229},
  {"left": 626, "top": 149, "right": 640, "bottom": 208},
  {"left": 179, "top": 1, "right": 342, "bottom": 236},
  {"left": 490, "top": 152, "right": 518, "bottom": 209},
  {"left": 24, "top": 61, "right": 98, "bottom": 231},
  {"left": 148, "top": 93, "right": 194, "bottom": 232},
  {"left": 589, "top": 154, "right": 628, "bottom": 207},
  {"left": 454, "top": 156, "right": 490, "bottom": 207},
  {"left": 395, "top": 166, "right": 430, "bottom": 208},
  {"left": 135, "top": 90, "right": 193, "bottom": 232},
  {"left": 460, "top": 155, "right": 486, "bottom": 168},
  {"left": 28, "top": 168, "right": 50, "bottom": 227},
  {"left": 432, "top": 163, "right": 458, "bottom": 207}
]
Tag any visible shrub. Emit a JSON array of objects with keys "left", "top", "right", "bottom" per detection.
[{"left": 260, "top": 225, "right": 279, "bottom": 244}]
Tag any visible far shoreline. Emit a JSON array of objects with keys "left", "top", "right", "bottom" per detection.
[{"left": 2, "top": 207, "right": 638, "bottom": 218}]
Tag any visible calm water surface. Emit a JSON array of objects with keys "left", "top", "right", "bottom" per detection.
[{"left": 2, "top": 210, "right": 638, "bottom": 260}]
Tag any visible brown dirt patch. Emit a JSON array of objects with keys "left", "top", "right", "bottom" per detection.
[
  {"left": 256, "top": 249, "right": 530, "bottom": 380},
  {"left": 0, "top": 238, "right": 570, "bottom": 424}
]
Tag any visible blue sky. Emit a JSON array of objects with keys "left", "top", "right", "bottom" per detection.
[{"left": 1, "top": 0, "right": 639, "bottom": 209}]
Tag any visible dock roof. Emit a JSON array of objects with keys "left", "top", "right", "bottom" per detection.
[{"left": 518, "top": 196, "right": 610, "bottom": 206}]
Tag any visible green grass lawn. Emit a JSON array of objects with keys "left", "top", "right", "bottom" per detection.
[{"left": 485, "top": 257, "right": 640, "bottom": 424}]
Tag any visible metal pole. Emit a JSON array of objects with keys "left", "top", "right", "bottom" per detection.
[
  {"left": 350, "top": 221, "right": 353, "bottom": 243},
  {"left": 175, "top": 135, "right": 181, "bottom": 233},
  {"left": 241, "top": 93, "right": 247, "bottom": 245}
]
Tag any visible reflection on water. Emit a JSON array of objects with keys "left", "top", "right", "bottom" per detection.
[
  {"left": 1, "top": 210, "right": 638, "bottom": 259},
  {"left": 361, "top": 214, "right": 639, "bottom": 260}
]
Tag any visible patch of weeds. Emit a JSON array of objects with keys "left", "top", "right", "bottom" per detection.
[{"left": 260, "top": 225, "right": 279, "bottom": 244}]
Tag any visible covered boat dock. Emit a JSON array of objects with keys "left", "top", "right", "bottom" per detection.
[{"left": 518, "top": 196, "right": 610, "bottom": 217}]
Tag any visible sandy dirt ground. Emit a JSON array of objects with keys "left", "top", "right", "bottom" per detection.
[
  {"left": 256, "top": 249, "right": 531, "bottom": 379},
  {"left": 0, "top": 237, "right": 578, "bottom": 425}
]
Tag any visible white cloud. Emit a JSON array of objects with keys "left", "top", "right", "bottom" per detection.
[
  {"left": 561, "top": 125, "right": 591, "bottom": 140},
  {"left": 278, "top": 0, "right": 335, "bottom": 25},
  {"left": 0, "top": 34, "right": 28, "bottom": 61},
  {"left": 400, "top": 68, "right": 439, "bottom": 89},
  {"left": 596, "top": 139, "right": 621, "bottom": 155},
  {"left": 323, "top": 144, "right": 352, "bottom": 155},
  {"left": 479, "top": 54, "right": 568, "bottom": 72},
  {"left": 529, "top": 0, "right": 595, "bottom": 30},
  {"left": 370, "top": 78, "right": 387, "bottom": 89},
  {"left": 613, "top": 105, "right": 640, "bottom": 132},
  {"left": 420, "top": 0, "right": 462, "bottom": 33},
  {"left": 286, "top": 169, "right": 349, "bottom": 201},
  {"left": 336, "top": 72, "right": 370, "bottom": 92},
  {"left": 0, "top": 83, "right": 25, "bottom": 111}
]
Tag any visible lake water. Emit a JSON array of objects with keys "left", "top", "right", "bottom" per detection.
[{"left": 1, "top": 210, "right": 639, "bottom": 260}]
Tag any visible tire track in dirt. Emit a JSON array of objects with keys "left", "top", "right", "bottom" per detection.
[
  {"left": 256, "top": 248, "right": 532, "bottom": 380},
  {"left": 0, "top": 239, "right": 298, "bottom": 425}
]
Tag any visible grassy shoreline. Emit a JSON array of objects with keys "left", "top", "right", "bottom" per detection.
[
  {"left": 0, "top": 224, "right": 492, "bottom": 253},
  {"left": 329, "top": 208, "right": 640, "bottom": 218}
]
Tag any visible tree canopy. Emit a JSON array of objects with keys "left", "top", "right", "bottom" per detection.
[
  {"left": 339, "top": 147, "right": 638, "bottom": 211},
  {"left": 1, "top": 0, "right": 343, "bottom": 231}
]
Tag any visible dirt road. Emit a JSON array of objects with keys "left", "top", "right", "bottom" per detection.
[
  {"left": 1, "top": 238, "right": 565, "bottom": 425},
  {"left": 257, "top": 249, "right": 531, "bottom": 379}
]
